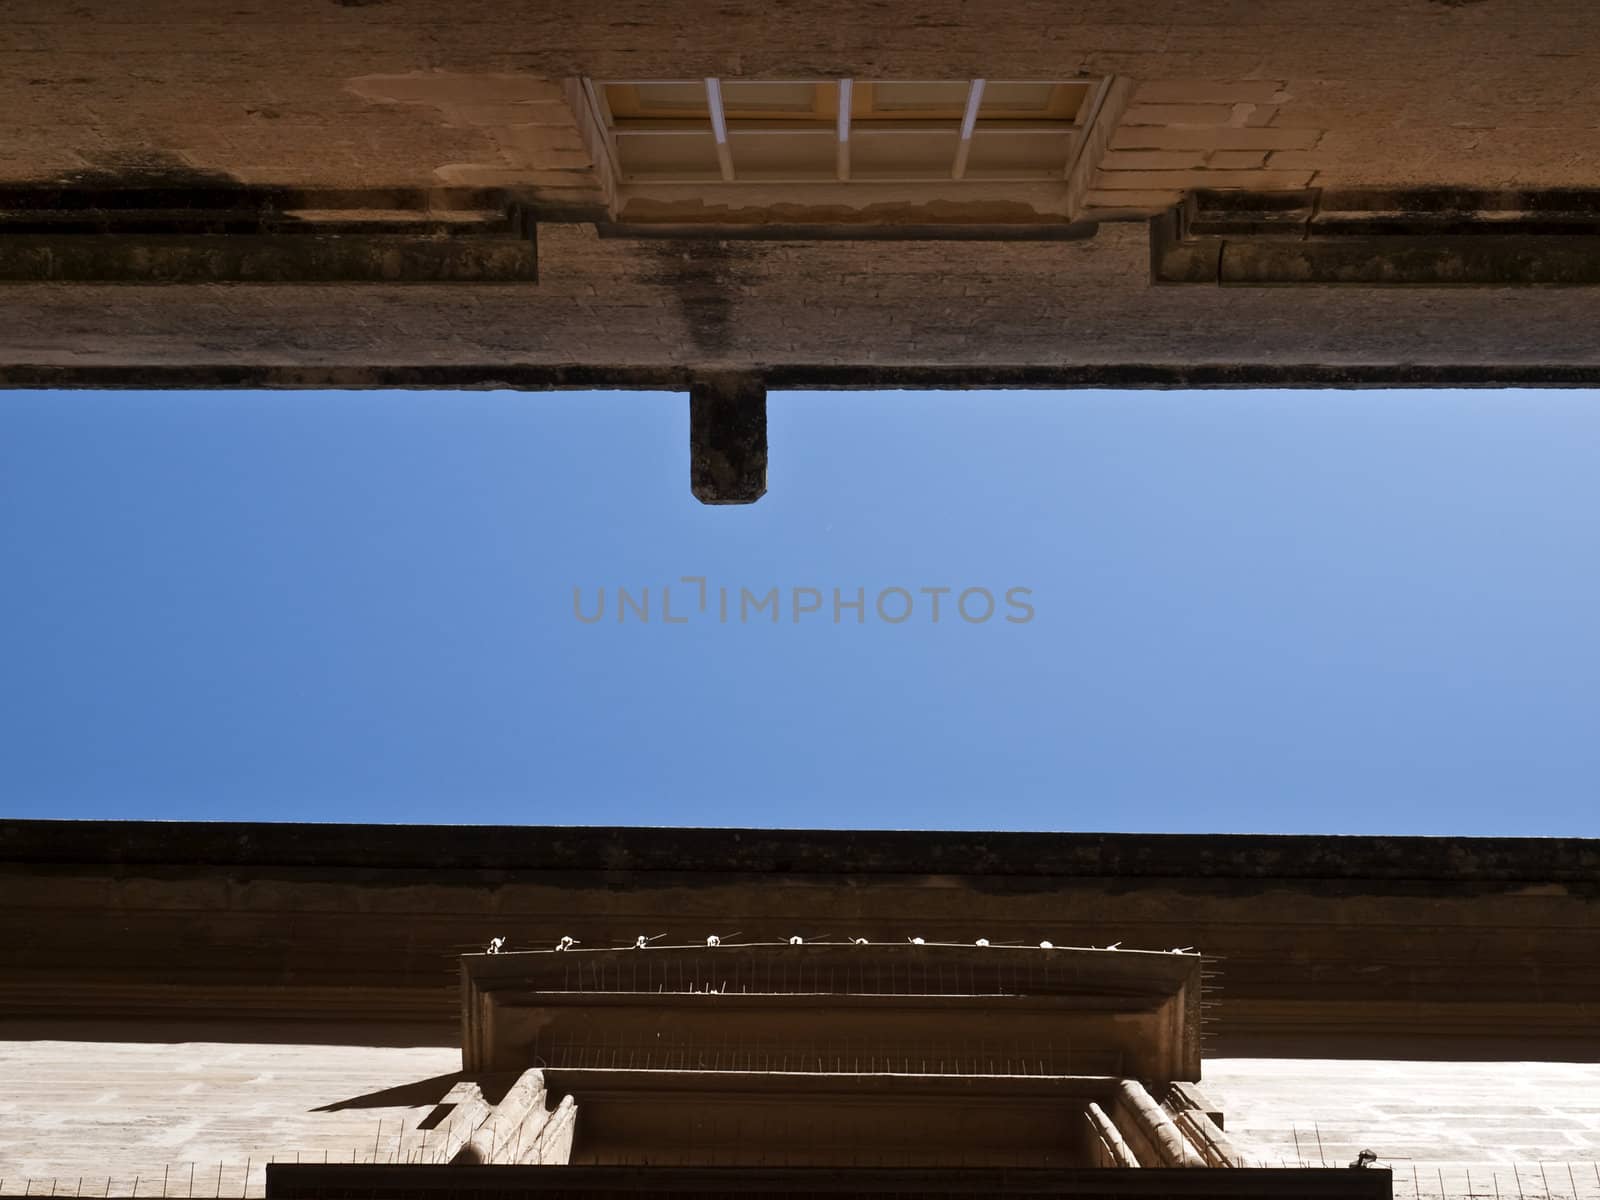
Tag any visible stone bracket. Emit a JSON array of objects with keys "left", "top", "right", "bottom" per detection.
[
  {"left": 430, "top": 1069, "right": 577, "bottom": 1166},
  {"left": 690, "top": 373, "right": 768, "bottom": 505}
]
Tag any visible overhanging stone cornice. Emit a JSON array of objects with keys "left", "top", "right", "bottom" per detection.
[
  {"left": 461, "top": 941, "right": 1205, "bottom": 1079},
  {"left": 6, "top": 819, "right": 1595, "bottom": 883}
]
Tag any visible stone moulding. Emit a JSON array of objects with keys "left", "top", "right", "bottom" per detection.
[
  {"left": 0, "top": 186, "right": 542, "bottom": 283},
  {"left": 264, "top": 1163, "right": 1394, "bottom": 1197},
  {"left": 1151, "top": 187, "right": 1600, "bottom": 286}
]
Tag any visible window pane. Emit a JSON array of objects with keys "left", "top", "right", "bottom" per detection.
[
  {"left": 720, "top": 81, "right": 834, "bottom": 120},
  {"left": 727, "top": 130, "right": 837, "bottom": 179},
  {"left": 606, "top": 82, "right": 710, "bottom": 121},
  {"left": 980, "top": 81, "right": 1088, "bottom": 121},
  {"left": 850, "top": 128, "right": 960, "bottom": 178},
  {"left": 965, "top": 128, "right": 1075, "bottom": 178},
  {"left": 614, "top": 129, "right": 721, "bottom": 180},
  {"left": 859, "top": 81, "right": 970, "bottom": 120}
]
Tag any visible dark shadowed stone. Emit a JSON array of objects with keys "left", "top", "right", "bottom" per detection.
[{"left": 690, "top": 373, "right": 767, "bottom": 505}]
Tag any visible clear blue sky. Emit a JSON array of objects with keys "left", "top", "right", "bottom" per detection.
[{"left": 1, "top": 386, "right": 1596, "bottom": 834}]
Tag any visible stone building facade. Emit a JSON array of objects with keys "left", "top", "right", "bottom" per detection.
[
  {"left": 3, "top": 1, "right": 1600, "bottom": 497},
  {"left": 1, "top": 821, "right": 1597, "bottom": 1198}
]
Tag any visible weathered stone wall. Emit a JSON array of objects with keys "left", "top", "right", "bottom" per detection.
[
  {"left": 4, "top": 1043, "right": 1600, "bottom": 1199},
  {"left": 2, "top": 0, "right": 1596, "bottom": 195},
  {"left": 4, "top": 1, "right": 1599, "bottom": 380},
  {"left": 0, "top": 1041, "right": 456, "bottom": 1197},
  {"left": 10, "top": 224, "right": 1600, "bottom": 388},
  {"left": 1205, "top": 1058, "right": 1600, "bottom": 1198}
]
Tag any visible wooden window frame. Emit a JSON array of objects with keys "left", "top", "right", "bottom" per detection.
[{"left": 589, "top": 77, "right": 1104, "bottom": 186}]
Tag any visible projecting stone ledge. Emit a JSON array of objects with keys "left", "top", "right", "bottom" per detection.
[
  {"left": 690, "top": 374, "right": 767, "bottom": 505},
  {"left": 0, "top": 186, "right": 544, "bottom": 284},
  {"left": 1151, "top": 187, "right": 1600, "bottom": 286}
]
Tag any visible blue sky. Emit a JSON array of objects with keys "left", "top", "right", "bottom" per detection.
[{"left": 1, "top": 386, "right": 1596, "bottom": 834}]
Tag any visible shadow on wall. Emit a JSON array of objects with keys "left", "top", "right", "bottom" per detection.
[
  {"left": 312, "top": 1071, "right": 557, "bottom": 1115},
  {"left": 0, "top": 1018, "right": 458, "bottom": 1048},
  {"left": 312, "top": 1071, "right": 469, "bottom": 1114}
]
